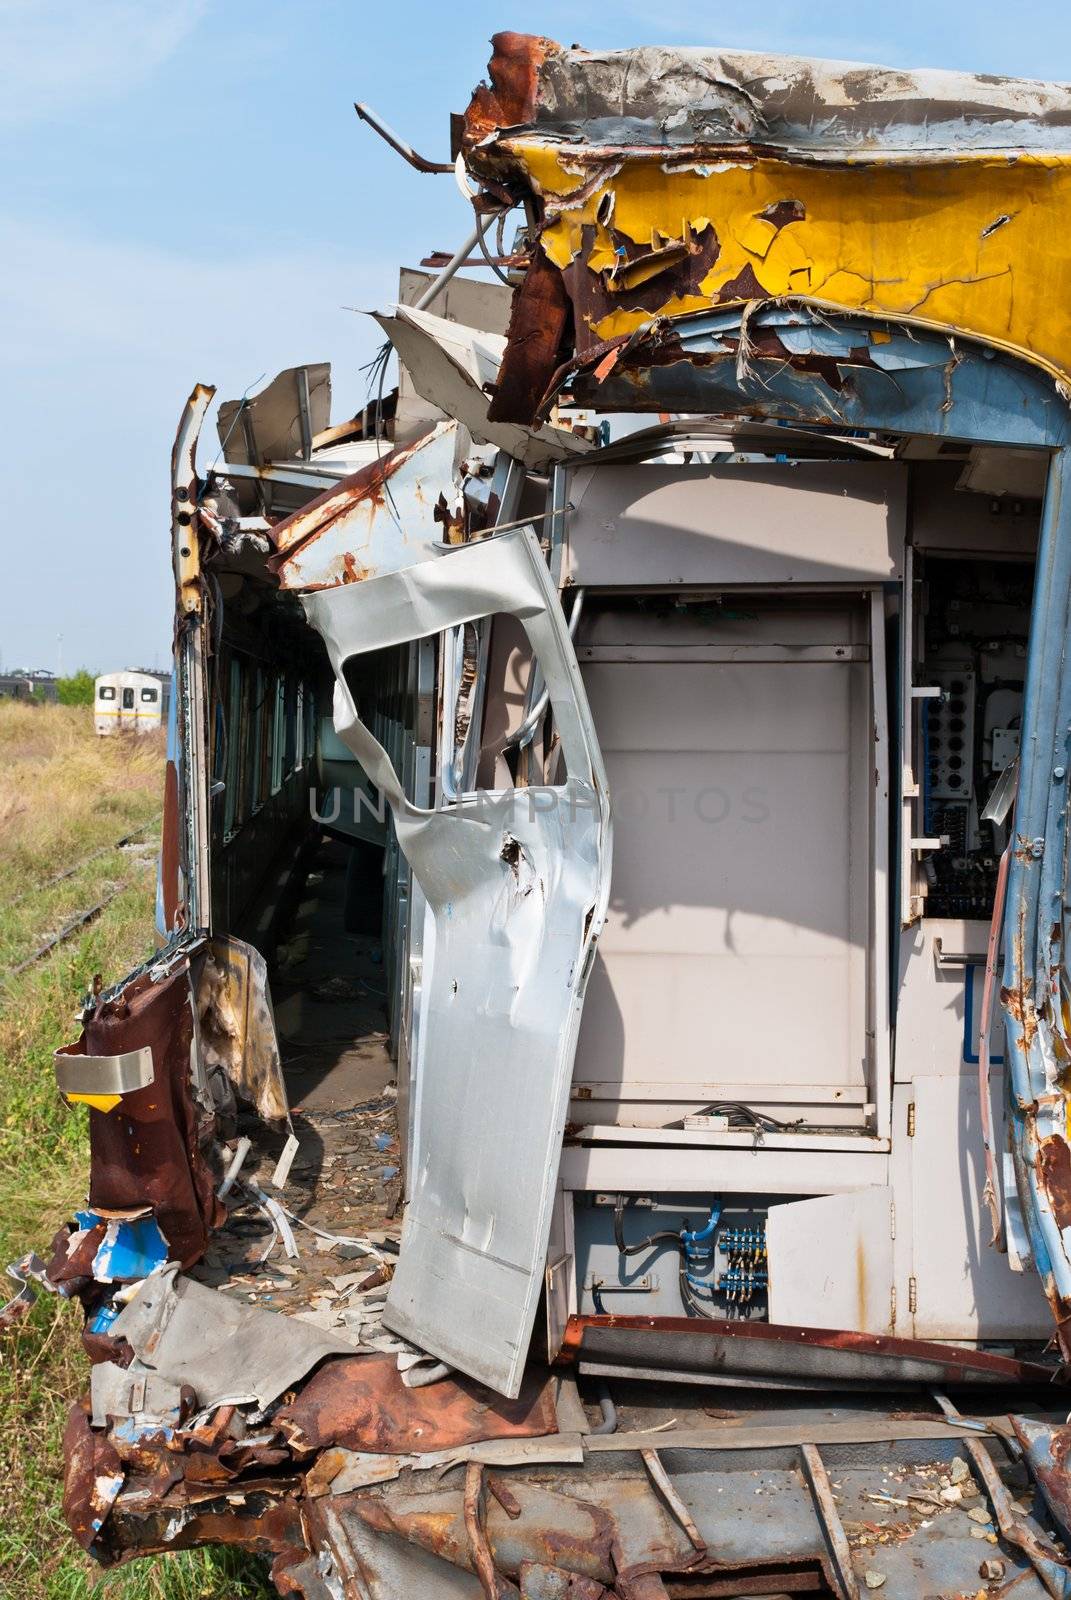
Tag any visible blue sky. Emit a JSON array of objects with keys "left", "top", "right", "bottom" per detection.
[{"left": 2, "top": 1, "right": 1069, "bottom": 674}]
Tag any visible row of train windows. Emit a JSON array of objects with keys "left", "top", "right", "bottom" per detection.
[
  {"left": 98, "top": 685, "right": 159, "bottom": 704},
  {"left": 218, "top": 655, "right": 317, "bottom": 838}
]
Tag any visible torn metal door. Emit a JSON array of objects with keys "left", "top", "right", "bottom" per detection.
[{"left": 302, "top": 526, "right": 611, "bottom": 1396}]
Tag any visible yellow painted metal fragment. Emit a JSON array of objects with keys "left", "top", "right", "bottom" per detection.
[
  {"left": 506, "top": 140, "right": 1071, "bottom": 382},
  {"left": 66, "top": 1092, "right": 122, "bottom": 1113}
]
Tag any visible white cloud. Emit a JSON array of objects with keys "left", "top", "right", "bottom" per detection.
[{"left": 0, "top": 0, "right": 209, "bottom": 126}]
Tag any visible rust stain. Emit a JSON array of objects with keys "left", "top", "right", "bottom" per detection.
[
  {"left": 1001, "top": 979, "right": 1038, "bottom": 1050},
  {"left": 487, "top": 244, "right": 573, "bottom": 426},
  {"left": 274, "top": 1353, "right": 558, "bottom": 1456},
  {"left": 557, "top": 1314, "right": 1063, "bottom": 1385},
  {"left": 268, "top": 429, "right": 436, "bottom": 575},
  {"left": 463, "top": 31, "right": 562, "bottom": 146},
  {"left": 1039, "top": 1135, "right": 1071, "bottom": 1231}
]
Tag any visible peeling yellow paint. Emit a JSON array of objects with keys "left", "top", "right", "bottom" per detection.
[{"left": 507, "top": 140, "right": 1071, "bottom": 378}]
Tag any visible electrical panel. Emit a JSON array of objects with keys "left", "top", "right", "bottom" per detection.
[
  {"left": 574, "top": 1195, "right": 774, "bottom": 1320},
  {"left": 926, "top": 668, "right": 976, "bottom": 799},
  {"left": 920, "top": 559, "right": 1031, "bottom": 920}
]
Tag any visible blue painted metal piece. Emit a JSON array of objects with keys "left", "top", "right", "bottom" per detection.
[
  {"left": 87, "top": 1303, "right": 118, "bottom": 1336},
  {"left": 571, "top": 302, "right": 1071, "bottom": 1345},
  {"left": 92, "top": 1216, "right": 169, "bottom": 1283},
  {"left": 1013, "top": 1416, "right": 1071, "bottom": 1546},
  {"left": 570, "top": 306, "right": 1071, "bottom": 451},
  {"left": 962, "top": 962, "right": 1006, "bottom": 1068}
]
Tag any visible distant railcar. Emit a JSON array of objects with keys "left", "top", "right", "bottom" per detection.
[{"left": 93, "top": 670, "right": 164, "bottom": 736}]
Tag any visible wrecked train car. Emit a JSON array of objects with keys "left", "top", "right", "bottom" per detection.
[{"left": 21, "top": 31, "right": 1071, "bottom": 1600}]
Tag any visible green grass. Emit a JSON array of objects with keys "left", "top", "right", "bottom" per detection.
[{"left": 0, "top": 703, "right": 274, "bottom": 1599}]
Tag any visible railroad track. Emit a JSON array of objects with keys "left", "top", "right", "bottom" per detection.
[
  {"left": 2, "top": 817, "right": 161, "bottom": 980},
  {"left": 5, "top": 815, "right": 161, "bottom": 909}
]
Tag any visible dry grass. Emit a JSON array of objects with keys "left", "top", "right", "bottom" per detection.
[{"left": 0, "top": 702, "right": 272, "bottom": 1600}]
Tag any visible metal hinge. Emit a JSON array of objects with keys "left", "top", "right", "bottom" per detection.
[
  {"left": 908, "top": 1276, "right": 918, "bottom": 1314},
  {"left": 907, "top": 1101, "right": 916, "bottom": 1137},
  {"left": 890, "top": 1201, "right": 897, "bottom": 1241},
  {"left": 890, "top": 1286, "right": 897, "bottom": 1328}
]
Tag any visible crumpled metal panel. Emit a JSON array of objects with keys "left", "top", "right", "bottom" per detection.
[
  {"left": 110, "top": 1265, "right": 358, "bottom": 1411},
  {"left": 269, "top": 420, "right": 460, "bottom": 592},
  {"left": 217, "top": 363, "right": 331, "bottom": 467},
  {"left": 302, "top": 526, "right": 611, "bottom": 1396},
  {"left": 462, "top": 35, "right": 1071, "bottom": 409},
  {"left": 566, "top": 307, "right": 1071, "bottom": 451},
  {"left": 374, "top": 304, "right": 591, "bottom": 470},
  {"left": 463, "top": 33, "right": 1071, "bottom": 156},
  {"left": 275, "top": 1352, "right": 557, "bottom": 1455}
]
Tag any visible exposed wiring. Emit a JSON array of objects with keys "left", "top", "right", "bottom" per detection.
[
  {"left": 613, "top": 1194, "right": 685, "bottom": 1257},
  {"left": 689, "top": 1101, "right": 805, "bottom": 1133},
  {"left": 612, "top": 1195, "right": 736, "bottom": 1322},
  {"left": 207, "top": 373, "right": 267, "bottom": 481},
  {"left": 475, "top": 202, "right": 516, "bottom": 287}
]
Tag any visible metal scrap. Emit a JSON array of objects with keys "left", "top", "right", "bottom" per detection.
[
  {"left": 274, "top": 1351, "right": 558, "bottom": 1456},
  {"left": 110, "top": 1265, "right": 359, "bottom": 1411}
]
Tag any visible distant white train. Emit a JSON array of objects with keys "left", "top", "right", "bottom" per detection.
[{"left": 94, "top": 671, "right": 165, "bottom": 736}]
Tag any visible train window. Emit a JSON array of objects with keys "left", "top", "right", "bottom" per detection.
[
  {"left": 224, "top": 658, "right": 242, "bottom": 836},
  {"left": 251, "top": 668, "right": 265, "bottom": 811},
  {"left": 140, "top": 687, "right": 158, "bottom": 703},
  {"left": 271, "top": 675, "right": 285, "bottom": 794},
  {"left": 304, "top": 685, "right": 316, "bottom": 762},
  {"left": 283, "top": 677, "right": 297, "bottom": 775},
  {"left": 122, "top": 687, "right": 135, "bottom": 710},
  {"left": 99, "top": 686, "right": 116, "bottom": 701}
]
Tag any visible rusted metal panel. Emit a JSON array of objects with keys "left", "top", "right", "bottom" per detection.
[
  {"left": 274, "top": 1354, "right": 558, "bottom": 1456},
  {"left": 485, "top": 245, "right": 572, "bottom": 427},
  {"left": 269, "top": 421, "right": 460, "bottom": 592},
  {"left": 464, "top": 32, "right": 560, "bottom": 147},
  {"left": 560, "top": 1315, "right": 1062, "bottom": 1388},
  {"left": 62, "top": 1403, "right": 124, "bottom": 1557},
  {"left": 1014, "top": 1416, "right": 1071, "bottom": 1544},
  {"left": 59, "top": 965, "right": 223, "bottom": 1267},
  {"left": 460, "top": 37, "right": 1071, "bottom": 411}
]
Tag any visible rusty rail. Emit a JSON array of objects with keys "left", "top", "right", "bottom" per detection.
[{"left": 5, "top": 816, "right": 160, "bottom": 909}]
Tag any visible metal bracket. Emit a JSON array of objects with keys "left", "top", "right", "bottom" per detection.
[{"left": 54, "top": 1045, "right": 154, "bottom": 1109}]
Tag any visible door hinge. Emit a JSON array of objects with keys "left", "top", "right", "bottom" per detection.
[
  {"left": 890, "top": 1201, "right": 896, "bottom": 1241},
  {"left": 907, "top": 1101, "right": 916, "bottom": 1137},
  {"left": 890, "top": 1285, "right": 897, "bottom": 1328},
  {"left": 908, "top": 1275, "right": 918, "bottom": 1314}
]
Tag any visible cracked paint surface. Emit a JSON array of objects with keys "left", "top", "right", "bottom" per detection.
[{"left": 499, "top": 144, "right": 1071, "bottom": 378}]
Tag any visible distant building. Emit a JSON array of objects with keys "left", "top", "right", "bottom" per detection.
[{"left": 0, "top": 670, "right": 58, "bottom": 703}]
